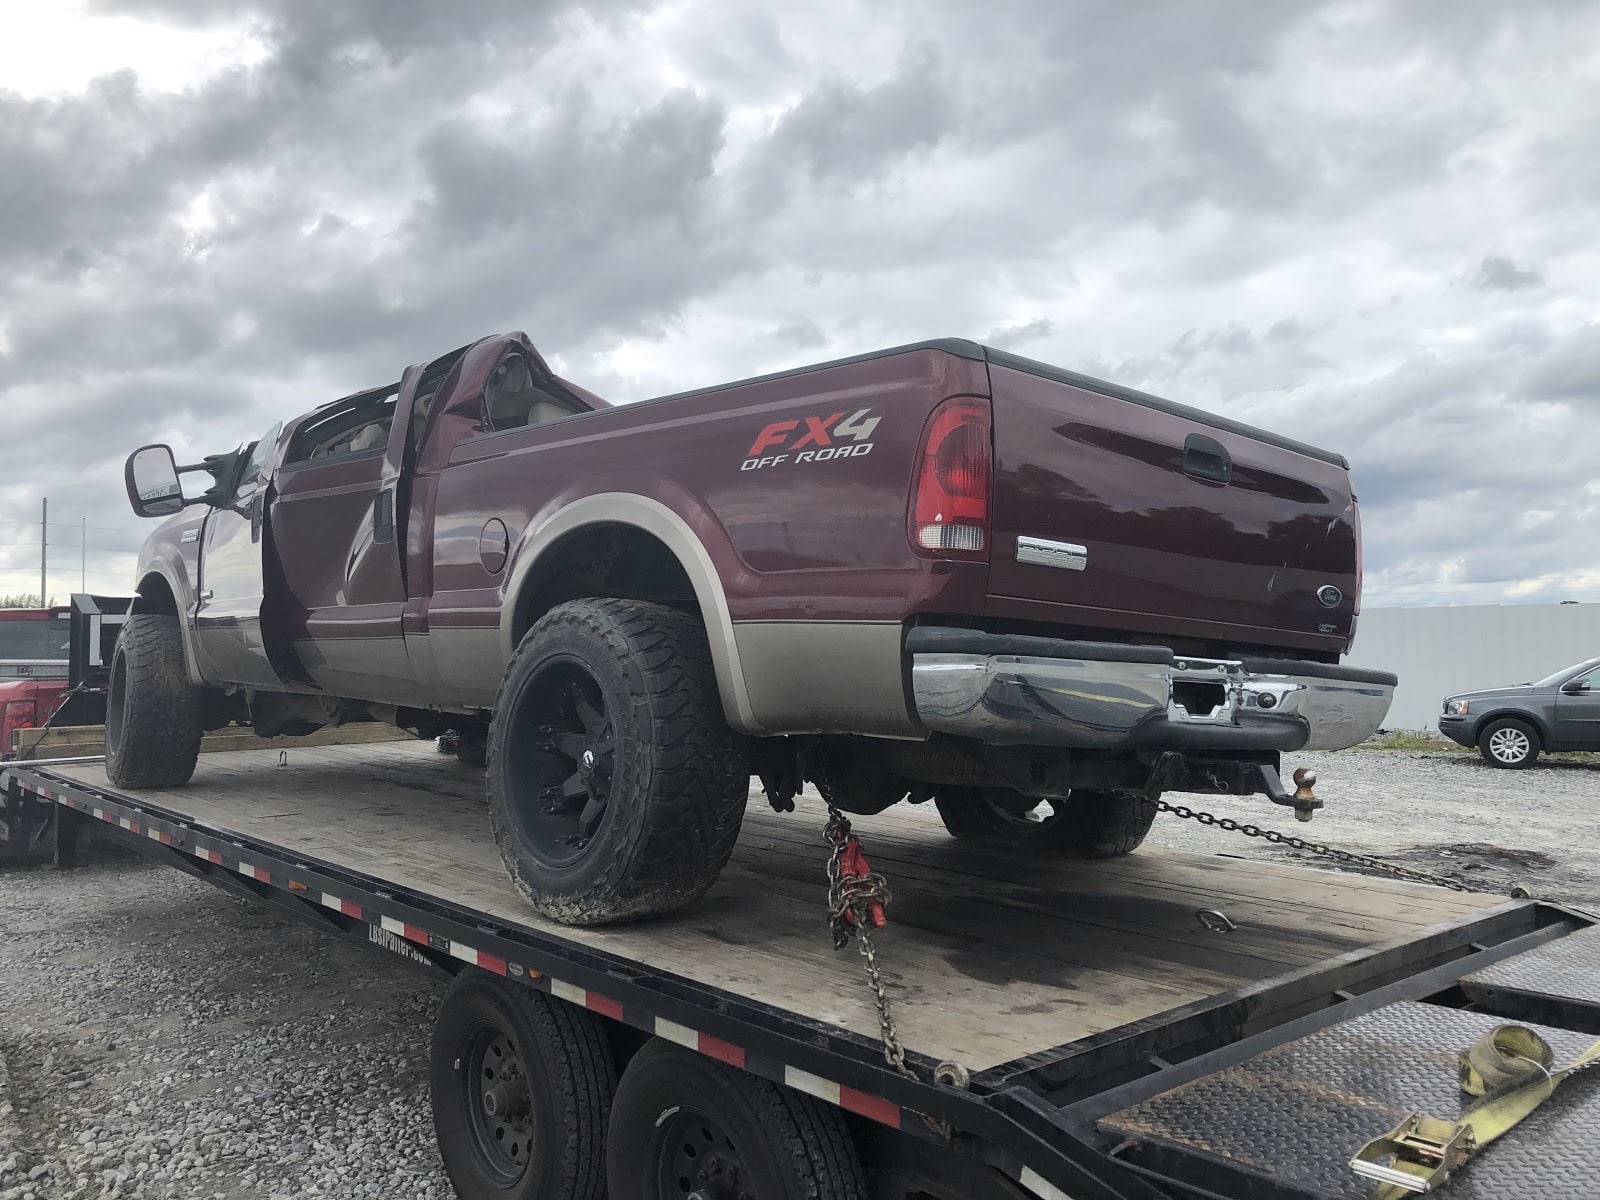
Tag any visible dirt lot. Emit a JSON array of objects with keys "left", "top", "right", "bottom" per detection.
[
  {"left": 1, "top": 748, "right": 1596, "bottom": 1198},
  {"left": 1145, "top": 747, "right": 1600, "bottom": 912}
]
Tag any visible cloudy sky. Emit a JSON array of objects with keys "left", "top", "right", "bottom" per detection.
[{"left": 1, "top": 0, "right": 1596, "bottom": 611}]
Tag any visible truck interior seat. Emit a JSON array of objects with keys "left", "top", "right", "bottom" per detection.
[{"left": 486, "top": 358, "right": 578, "bottom": 431}]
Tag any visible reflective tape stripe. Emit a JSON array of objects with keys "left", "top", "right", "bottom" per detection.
[
  {"left": 1020, "top": 1166, "right": 1075, "bottom": 1200},
  {"left": 320, "top": 893, "right": 361, "bottom": 919},
  {"left": 783, "top": 1067, "right": 839, "bottom": 1105}
]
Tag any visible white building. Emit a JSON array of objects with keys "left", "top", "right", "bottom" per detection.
[{"left": 1344, "top": 603, "right": 1600, "bottom": 732}]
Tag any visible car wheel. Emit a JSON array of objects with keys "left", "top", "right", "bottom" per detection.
[
  {"left": 1478, "top": 717, "right": 1541, "bottom": 769},
  {"left": 933, "top": 787, "right": 1158, "bottom": 859},
  {"left": 486, "top": 598, "right": 750, "bottom": 925}
]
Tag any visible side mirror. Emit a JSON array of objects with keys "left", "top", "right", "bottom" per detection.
[
  {"left": 1563, "top": 679, "right": 1591, "bottom": 694},
  {"left": 125, "top": 445, "right": 185, "bottom": 518}
]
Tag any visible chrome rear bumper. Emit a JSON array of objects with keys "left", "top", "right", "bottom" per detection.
[{"left": 907, "top": 630, "right": 1395, "bottom": 753}]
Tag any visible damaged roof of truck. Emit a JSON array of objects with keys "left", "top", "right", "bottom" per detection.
[{"left": 309, "top": 333, "right": 1346, "bottom": 469}]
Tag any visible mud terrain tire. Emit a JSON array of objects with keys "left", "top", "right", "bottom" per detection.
[
  {"left": 487, "top": 599, "right": 749, "bottom": 925},
  {"left": 935, "top": 786, "right": 1158, "bottom": 859},
  {"left": 104, "top": 613, "right": 206, "bottom": 788}
]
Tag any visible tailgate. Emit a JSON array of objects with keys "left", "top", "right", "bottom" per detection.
[{"left": 985, "top": 355, "right": 1359, "bottom": 654}]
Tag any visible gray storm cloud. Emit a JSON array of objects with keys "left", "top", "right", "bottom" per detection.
[{"left": 0, "top": 0, "right": 1596, "bottom": 605}]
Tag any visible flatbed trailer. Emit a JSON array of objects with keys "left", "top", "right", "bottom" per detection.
[{"left": 4, "top": 742, "right": 1599, "bottom": 1200}]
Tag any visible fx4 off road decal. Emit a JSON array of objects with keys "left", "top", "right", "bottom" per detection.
[{"left": 742, "top": 408, "right": 880, "bottom": 471}]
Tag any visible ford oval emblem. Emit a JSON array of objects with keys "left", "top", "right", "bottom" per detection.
[{"left": 1316, "top": 585, "right": 1343, "bottom": 609}]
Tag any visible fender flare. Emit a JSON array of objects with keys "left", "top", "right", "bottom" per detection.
[
  {"left": 499, "top": 494, "right": 765, "bottom": 734},
  {"left": 132, "top": 561, "right": 208, "bottom": 687},
  {"left": 1471, "top": 708, "right": 1553, "bottom": 747}
]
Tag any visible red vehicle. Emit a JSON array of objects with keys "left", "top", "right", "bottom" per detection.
[
  {"left": 116, "top": 333, "right": 1394, "bottom": 923},
  {"left": 0, "top": 607, "right": 72, "bottom": 760}
]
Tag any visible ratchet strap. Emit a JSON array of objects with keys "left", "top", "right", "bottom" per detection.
[{"left": 1351, "top": 1024, "right": 1600, "bottom": 1196}]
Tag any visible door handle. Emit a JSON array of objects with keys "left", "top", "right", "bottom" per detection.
[
  {"left": 199, "top": 589, "right": 214, "bottom": 602},
  {"left": 1183, "top": 433, "right": 1232, "bottom": 484},
  {"left": 373, "top": 488, "right": 395, "bottom": 544}
]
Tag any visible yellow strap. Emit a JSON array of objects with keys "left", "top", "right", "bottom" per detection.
[{"left": 1355, "top": 1025, "right": 1600, "bottom": 1198}]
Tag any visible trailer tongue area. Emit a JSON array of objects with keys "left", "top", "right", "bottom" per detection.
[{"left": 4, "top": 740, "right": 1598, "bottom": 1200}]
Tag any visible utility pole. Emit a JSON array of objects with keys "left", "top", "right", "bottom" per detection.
[{"left": 40, "top": 497, "right": 47, "bottom": 608}]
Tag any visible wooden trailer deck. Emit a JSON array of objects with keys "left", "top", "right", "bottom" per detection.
[{"left": 57, "top": 741, "right": 1499, "bottom": 1074}]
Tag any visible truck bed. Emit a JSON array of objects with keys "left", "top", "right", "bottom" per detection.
[
  {"left": 8, "top": 742, "right": 1599, "bottom": 1200},
  {"left": 54, "top": 742, "right": 1490, "bottom": 1072}
]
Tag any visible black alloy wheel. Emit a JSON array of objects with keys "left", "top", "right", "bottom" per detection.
[
  {"left": 504, "top": 662, "right": 616, "bottom": 867},
  {"left": 486, "top": 598, "right": 749, "bottom": 925}
]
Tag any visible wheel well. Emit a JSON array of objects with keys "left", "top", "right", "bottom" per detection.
[
  {"left": 1476, "top": 711, "right": 1548, "bottom": 744},
  {"left": 510, "top": 523, "right": 703, "bottom": 645},
  {"left": 132, "top": 573, "right": 179, "bottom": 616}
]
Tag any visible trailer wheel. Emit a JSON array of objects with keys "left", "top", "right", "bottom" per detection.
[
  {"left": 431, "top": 971, "right": 614, "bottom": 1200},
  {"left": 934, "top": 787, "right": 1157, "bottom": 859},
  {"left": 606, "top": 1040, "right": 867, "bottom": 1200},
  {"left": 488, "top": 598, "right": 749, "bottom": 925},
  {"left": 104, "top": 614, "right": 206, "bottom": 788}
]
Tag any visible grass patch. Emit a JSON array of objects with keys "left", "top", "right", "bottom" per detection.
[{"left": 1362, "top": 730, "right": 1468, "bottom": 752}]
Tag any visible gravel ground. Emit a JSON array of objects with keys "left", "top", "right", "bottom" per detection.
[
  {"left": 1, "top": 748, "right": 1597, "bottom": 1199},
  {"left": 0, "top": 848, "right": 449, "bottom": 1199},
  {"left": 1147, "top": 748, "right": 1600, "bottom": 911}
]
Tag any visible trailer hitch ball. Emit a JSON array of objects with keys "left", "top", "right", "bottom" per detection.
[{"left": 1291, "top": 768, "right": 1319, "bottom": 823}]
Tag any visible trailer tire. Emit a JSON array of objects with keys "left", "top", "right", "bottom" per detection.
[
  {"left": 487, "top": 598, "right": 749, "bottom": 925},
  {"left": 104, "top": 614, "right": 206, "bottom": 788},
  {"left": 606, "top": 1039, "right": 867, "bottom": 1200},
  {"left": 934, "top": 787, "right": 1157, "bottom": 859},
  {"left": 431, "top": 971, "right": 614, "bottom": 1200}
]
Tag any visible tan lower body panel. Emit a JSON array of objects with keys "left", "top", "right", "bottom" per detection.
[
  {"left": 733, "top": 620, "right": 918, "bottom": 737},
  {"left": 58, "top": 743, "right": 1494, "bottom": 1073}
]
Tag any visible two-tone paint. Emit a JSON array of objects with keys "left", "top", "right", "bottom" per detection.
[{"left": 131, "top": 333, "right": 1367, "bottom": 742}]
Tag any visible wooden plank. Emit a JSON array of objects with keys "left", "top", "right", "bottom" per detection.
[
  {"left": 53, "top": 742, "right": 1497, "bottom": 1073},
  {"left": 13, "top": 722, "right": 416, "bottom": 757}
]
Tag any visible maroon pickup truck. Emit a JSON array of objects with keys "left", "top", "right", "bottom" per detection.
[{"left": 117, "top": 333, "right": 1393, "bottom": 924}]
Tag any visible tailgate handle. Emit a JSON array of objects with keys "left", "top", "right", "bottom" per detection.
[{"left": 1183, "top": 433, "right": 1232, "bottom": 484}]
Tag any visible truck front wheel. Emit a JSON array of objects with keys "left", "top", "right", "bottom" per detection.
[
  {"left": 104, "top": 614, "right": 207, "bottom": 788},
  {"left": 934, "top": 786, "right": 1157, "bottom": 859},
  {"left": 487, "top": 599, "right": 749, "bottom": 925}
]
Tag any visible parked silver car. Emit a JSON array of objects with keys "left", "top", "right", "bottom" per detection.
[{"left": 1439, "top": 656, "right": 1600, "bottom": 767}]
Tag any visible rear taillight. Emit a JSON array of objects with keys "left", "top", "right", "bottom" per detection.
[
  {"left": 0, "top": 700, "right": 35, "bottom": 751},
  {"left": 1351, "top": 496, "right": 1363, "bottom": 612},
  {"left": 1349, "top": 495, "right": 1363, "bottom": 649},
  {"left": 909, "top": 397, "right": 991, "bottom": 558}
]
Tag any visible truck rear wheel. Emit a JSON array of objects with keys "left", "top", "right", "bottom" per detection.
[
  {"left": 606, "top": 1039, "right": 867, "bottom": 1200},
  {"left": 431, "top": 971, "right": 614, "bottom": 1200},
  {"left": 934, "top": 787, "right": 1158, "bottom": 859},
  {"left": 487, "top": 598, "right": 749, "bottom": 925},
  {"left": 104, "top": 613, "right": 206, "bottom": 788}
]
